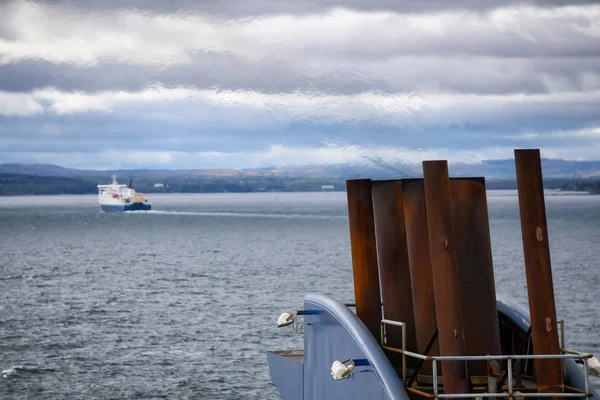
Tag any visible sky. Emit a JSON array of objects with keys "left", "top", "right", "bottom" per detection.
[{"left": 1, "top": 0, "right": 600, "bottom": 169}]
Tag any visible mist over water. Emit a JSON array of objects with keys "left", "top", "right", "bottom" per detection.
[{"left": 1, "top": 192, "right": 599, "bottom": 399}]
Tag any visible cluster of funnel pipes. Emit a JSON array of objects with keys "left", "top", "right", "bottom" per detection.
[{"left": 346, "top": 149, "right": 564, "bottom": 399}]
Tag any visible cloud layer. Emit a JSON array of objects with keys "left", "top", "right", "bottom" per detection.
[{"left": 1, "top": 0, "right": 600, "bottom": 168}]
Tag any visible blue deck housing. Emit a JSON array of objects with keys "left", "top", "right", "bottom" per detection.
[{"left": 268, "top": 293, "right": 408, "bottom": 400}]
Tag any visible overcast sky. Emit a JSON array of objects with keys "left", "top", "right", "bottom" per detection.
[{"left": 1, "top": 0, "right": 599, "bottom": 169}]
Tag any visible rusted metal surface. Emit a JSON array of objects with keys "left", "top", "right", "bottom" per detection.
[
  {"left": 406, "top": 387, "right": 437, "bottom": 399},
  {"left": 450, "top": 178, "right": 502, "bottom": 376},
  {"left": 372, "top": 180, "right": 418, "bottom": 368},
  {"left": 346, "top": 179, "right": 383, "bottom": 340},
  {"left": 407, "top": 329, "right": 439, "bottom": 387},
  {"left": 403, "top": 179, "right": 440, "bottom": 375},
  {"left": 514, "top": 149, "right": 564, "bottom": 397},
  {"left": 422, "top": 161, "right": 470, "bottom": 397}
]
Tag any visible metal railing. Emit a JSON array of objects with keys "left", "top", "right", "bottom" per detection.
[
  {"left": 380, "top": 318, "right": 594, "bottom": 400},
  {"left": 380, "top": 319, "right": 408, "bottom": 385}
]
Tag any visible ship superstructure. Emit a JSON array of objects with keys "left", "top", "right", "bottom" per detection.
[
  {"left": 268, "top": 149, "right": 599, "bottom": 400},
  {"left": 97, "top": 174, "right": 151, "bottom": 212}
]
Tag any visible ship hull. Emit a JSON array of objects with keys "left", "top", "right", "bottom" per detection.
[{"left": 101, "top": 203, "right": 152, "bottom": 212}]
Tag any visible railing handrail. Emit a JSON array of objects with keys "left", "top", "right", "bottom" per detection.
[
  {"left": 380, "top": 318, "right": 592, "bottom": 361},
  {"left": 431, "top": 352, "right": 592, "bottom": 361},
  {"left": 382, "top": 318, "right": 406, "bottom": 328},
  {"left": 379, "top": 318, "right": 594, "bottom": 400},
  {"left": 437, "top": 393, "right": 588, "bottom": 398}
]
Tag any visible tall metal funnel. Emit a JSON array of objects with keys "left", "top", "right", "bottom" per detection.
[
  {"left": 403, "top": 179, "right": 440, "bottom": 376},
  {"left": 515, "top": 149, "right": 564, "bottom": 398},
  {"left": 372, "top": 180, "right": 418, "bottom": 369},
  {"left": 450, "top": 178, "right": 502, "bottom": 376},
  {"left": 347, "top": 179, "right": 383, "bottom": 340},
  {"left": 423, "top": 161, "right": 471, "bottom": 397}
]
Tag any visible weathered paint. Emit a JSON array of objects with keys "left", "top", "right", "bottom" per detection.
[
  {"left": 372, "top": 180, "right": 418, "bottom": 369},
  {"left": 514, "top": 149, "right": 564, "bottom": 397},
  {"left": 422, "top": 161, "right": 470, "bottom": 397},
  {"left": 450, "top": 178, "right": 502, "bottom": 376},
  {"left": 303, "top": 294, "right": 409, "bottom": 400},
  {"left": 402, "top": 179, "right": 439, "bottom": 376},
  {"left": 347, "top": 179, "right": 383, "bottom": 341}
]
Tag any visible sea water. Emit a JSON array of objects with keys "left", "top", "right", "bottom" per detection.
[{"left": 1, "top": 192, "right": 598, "bottom": 399}]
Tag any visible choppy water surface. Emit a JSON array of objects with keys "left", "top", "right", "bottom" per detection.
[{"left": 1, "top": 192, "right": 599, "bottom": 399}]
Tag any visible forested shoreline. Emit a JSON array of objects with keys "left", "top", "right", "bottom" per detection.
[{"left": 2, "top": 173, "right": 599, "bottom": 196}]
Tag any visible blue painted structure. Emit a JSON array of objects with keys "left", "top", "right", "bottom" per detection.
[
  {"left": 269, "top": 293, "right": 408, "bottom": 400},
  {"left": 101, "top": 203, "right": 151, "bottom": 212},
  {"left": 268, "top": 294, "right": 598, "bottom": 400}
]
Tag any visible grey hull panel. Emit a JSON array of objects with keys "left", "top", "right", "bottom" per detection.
[
  {"left": 303, "top": 293, "right": 407, "bottom": 400},
  {"left": 267, "top": 351, "right": 304, "bottom": 400},
  {"left": 268, "top": 293, "right": 408, "bottom": 400}
]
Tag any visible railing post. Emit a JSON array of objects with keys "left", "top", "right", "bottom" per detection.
[
  {"left": 508, "top": 358, "right": 513, "bottom": 397},
  {"left": 514, "top": 149, "right": 564, "bottom": 399},
  {"left": 583, "top": 358, "right": 589, "bottom": 398},
  {"left": 402, "top": 323, "right": 407, "bottom": 385},
  {"left": 515, "top": 358, "right": 523, "bottom": 388},
  {"left": 433, "top": 359, "right": 439, "bottom": 399},
  {"left": 558, "top": 320, "right": 565, "bottom": 379},
  {"left": 347, "top": 179, "right": 383, "bottom": 340}
]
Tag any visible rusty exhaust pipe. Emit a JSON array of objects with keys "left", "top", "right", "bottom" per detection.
[
  {"left": 515, "top": 149, "right": 564, "bottom": 398},
  {"left": 372, "top": 180, "right": 418, "bottom": 370},
  {"left": 423, "top": 161, "right": 470, "bottom": 397},
  {"left": 347, "top": 179, "right": 383, "bottom": 340},
  {"left": 450, "top": 178, "right": 502, "bottom": 377},
  {"left": 403, "top": 179, "right": 440, "bottom": 376}
]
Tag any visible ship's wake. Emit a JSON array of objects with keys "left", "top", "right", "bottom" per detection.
[{"left": 127, "top": 210, "right": 344, "bottom": 220}]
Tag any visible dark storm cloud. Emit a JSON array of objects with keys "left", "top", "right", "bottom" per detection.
[
  {"left": 0, "top": 55, "right": 395, "bottom": 94},
  {"left": 2, "top": 87, "right": 599, "bottom": 150},
  {"left": 3, "top": 4, "right": 600, "bottom": 62},
  {"left": 3, "top": 54, "right": 600, "bottom": 96},
  {"left": 2, "top": 0, "right": 600, "bottom": 168},
  {"left": 5, "top": 1, "right": 600, "bottom": 63},
  {"left": 0, "top": 61, "right": 154, "bottom": 92}
]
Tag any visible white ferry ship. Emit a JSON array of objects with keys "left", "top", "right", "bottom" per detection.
[{"left": 97, "top": 175, "right": 151, "bottom": 212}]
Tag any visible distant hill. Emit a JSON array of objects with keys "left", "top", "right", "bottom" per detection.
[
  {"left": 0, "top": 173, "right": 98, "bottom": 195},
  {"left": 0, "top": 163, "right": 105, "bottom": 177},
  {"left": 2, "top": 158, "right": 600, "bottom": 180},
  {"left": 450, "top": 159, "right": 600, "bottom": 179},
  {"left": 1, "top": 159, "right": 600, "bottom": 195}
]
